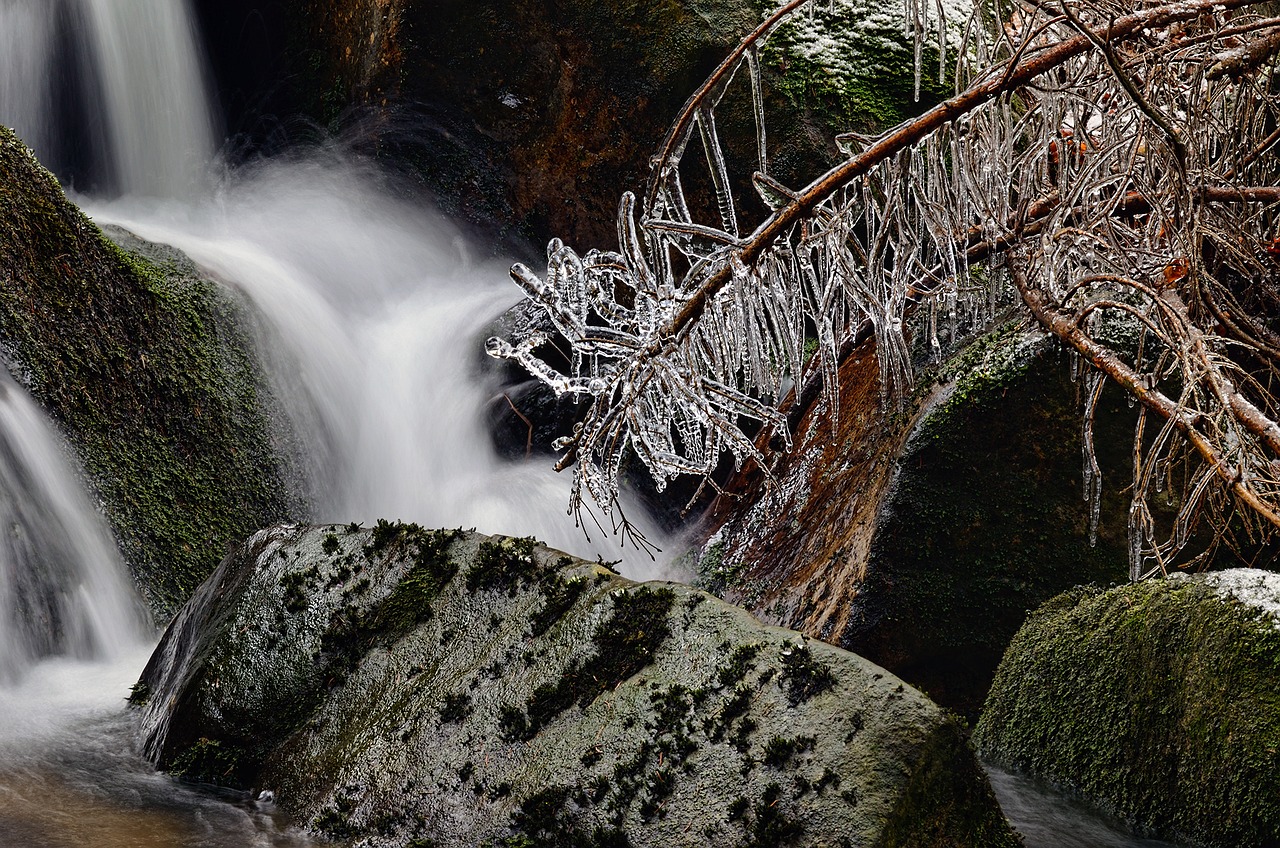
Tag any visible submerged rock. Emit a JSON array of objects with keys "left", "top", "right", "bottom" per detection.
[
  {"left": 138, "top": 522, "right": 1019, "bottom": 847},
  {"left": 0, "top": 126, "right": 299, "bottom": 617},
  {"left": 975, "top": 571, "right": 1280, "bottom": 846}
]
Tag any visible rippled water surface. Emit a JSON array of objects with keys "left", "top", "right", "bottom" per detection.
[{"left": 0, "top": 651, "right": 316, "bottom": 848}]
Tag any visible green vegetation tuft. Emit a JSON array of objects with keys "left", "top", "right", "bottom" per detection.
[
  {"left": 467, "top": 537, "right": 544, "bottom": 594},
  {"left": 169, "top": 737, "right": 247, "bottom": 787},
  {"left": 780, "top": 644, "right": 836, "bottom": 705},
  {"left": 359, "top": 524, "right": 460, "bottom": 635}
]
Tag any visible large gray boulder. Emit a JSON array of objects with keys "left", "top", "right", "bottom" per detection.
[
  {"left": 975, "top": 570, "right": 1280, "bottom": 847},
  {"left": 136, "top": 522, "right": 1019, "bottom": 847}
]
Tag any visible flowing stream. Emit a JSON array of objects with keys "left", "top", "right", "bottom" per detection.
[{"left": 0, "top": 0, "right": 1186, "bottom": 845}]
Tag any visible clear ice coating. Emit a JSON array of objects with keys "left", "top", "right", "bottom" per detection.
[{"left": 491, "top": 0, "right": 1280, "bottom": 572}]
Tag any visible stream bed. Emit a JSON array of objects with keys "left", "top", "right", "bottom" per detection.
[{"left": 0, "top": 651, "right": 313, "bottom": 848}]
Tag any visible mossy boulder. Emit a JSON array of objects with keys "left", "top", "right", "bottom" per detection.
[
  {"left": 138, "top": 522, "right": 1019, "bottom": 847},
  {"left": 0, "top": 125, "right": 299, "bottom": 617},
  {"left": 974, "top": 571, "right": 1280, "bottom": 846},
  {"left": 698, "top": 324, "right": 1137, "bottom": 717}
]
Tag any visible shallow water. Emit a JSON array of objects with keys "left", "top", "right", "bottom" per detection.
[
  {"left": 0, "top": 650, "right": 316, "bottom": 848},
  {"left": 988, "top": 766, "right": 1180, "bottom": 848}
]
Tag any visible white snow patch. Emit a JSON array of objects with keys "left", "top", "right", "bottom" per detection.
[{"left": 1199, "top": 569, "right": 1280, "bottom": 625}]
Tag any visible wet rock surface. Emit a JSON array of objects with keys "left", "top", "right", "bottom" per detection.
[
  {"left": 696, "top": 324, "right": 1138, "bottom": 717},
  {"left": 0, "top": 126, "right": 298, "bottom": 617},
  {"left": 138, "top": 522, "right": 1018, "bottom": 847}
]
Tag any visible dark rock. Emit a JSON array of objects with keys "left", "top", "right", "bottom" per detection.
[
  {"left": 138, "top": 521, "right": 1019, "bottom": 847},
  {"left": 697, "top": 323, "right": 1138, "bottom": 717},
  {"left": 200, "top": 0, "right": 949, "bottom": 249}
]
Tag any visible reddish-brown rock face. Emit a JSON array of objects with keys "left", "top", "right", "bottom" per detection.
[{"left": 698, "top": 329, "right": 1139, "bottom": 717}]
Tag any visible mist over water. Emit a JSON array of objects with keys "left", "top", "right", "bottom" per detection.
[{"left": 86, "top": 154, "right": 673, "bottom": 578}]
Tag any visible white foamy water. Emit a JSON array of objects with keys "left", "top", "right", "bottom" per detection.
[
  {"left": 84, "top": 154, "right": 672, "bottom": 579},
  {"left": 0, "top": 374, "right": 148, "bottom": 683}
]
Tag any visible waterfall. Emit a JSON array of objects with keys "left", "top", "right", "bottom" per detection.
[
  {"left": 88, "top": 157, "right": 670, "bottom": 575},
  {"left": 0, "top": 0, "right": 216, "bottom": 197},
  {"left": 0, "top": 373, "right": 146, "bottom": 683},
  {"left": 79, "top": 0, "right": 216, "bottom": 197},
  {"left": 0, "top": 1, "right": 59, "bottom": 163}
]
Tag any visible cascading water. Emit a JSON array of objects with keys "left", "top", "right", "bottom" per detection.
[
  {"left": 0, "top": 1, "right": 1197, "bottom": 846},
  {"left": 0, "top": 0, "right": 216, "bottom": 197},
  {"left": 78, "top": 0, "right": 216, "bottom": 197},
  {"left": 0, "top": 372, "right": 146, "bottom": 682},
  {"left": 88, "top": 157, "right": 668, "bottom": 573},
  {"left": 0, "top": 1, "right": 58, "bottom": 164}
]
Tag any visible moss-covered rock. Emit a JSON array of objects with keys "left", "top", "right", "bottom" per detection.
[
  {"left": 698, "top": 323, "right": 1137, "bottom": 717},
  {"left": 974, "top": 571, "right": 1280, "bottom": 846},
  {"left": 138, "top": 522, "right": 1019, "bottom": 847},
  {"left": 0, "top": 126, "right": 299, "bottom": 617}
]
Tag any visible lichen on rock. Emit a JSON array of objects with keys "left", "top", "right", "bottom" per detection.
[
  {"left": 137, "top": 522, "right": 1019, "bottom": 847},
  {"left": 975, "top": 571, "right": 1280, "bottom": 846}
]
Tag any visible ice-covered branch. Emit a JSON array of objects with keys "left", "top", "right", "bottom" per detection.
[{"left": 490, "top": 0, "right": 1280, "bottom": 571}]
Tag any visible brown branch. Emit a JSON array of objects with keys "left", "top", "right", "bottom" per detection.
[
  {"left": 659, "top": 0, "right": 1257, "bottom": 348},
  {"left": 503, "top": 393, "right": 534, "bottom": 459},
  {"left": 1010, "top": 259, "right": 1280, "bottom": 530}
]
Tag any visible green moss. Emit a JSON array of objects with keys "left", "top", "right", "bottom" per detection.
[
  {"left": 509, "top": 786, "right": 633, "bottom": 848},
  {"left": 762, "top": 734, "right": 815, "bottom": 769},
  {"left": 126, "top": 681, "right": 151, "bottom": 707},
  {"left": 844, "top": 324, "right": 1136, "bottom": 716},
  {"left": 530, "top": 573, "right": 589, "bottom": 638},
  {"left": 975, "top": 578, "right": 1280, "bottom": 846},
  {"left": 0, "top": 127, "right": 296, "bottom": 618},
  {"left": 467, "top": 537, "right": 544, "bottom": 594},
  {"left": 779, "top": 644, "right": 836, "bottom": 705},
  {"left": 439, "top": 692, "right": 472, "bottom": 724},
  {"left": 360, "top": 525, "right": 460, "bottom": 635},
  {"left": 737, "top": 782, "right": 803, "bottom": 848},
  {"left": 717, "top": 643, "right": 762, "bottom": 687},
  {"left": 510, "top": 587, "right": 676, "bottom": 740},
  {"left": 169, "top": 737, "right": 247, "bottom": 787}
]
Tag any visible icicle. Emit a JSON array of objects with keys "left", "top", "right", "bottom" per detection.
[
  {"left": 746, "top": 45, "right": 768, "bottom": 178},
  {"left": 912, "top": 0, "right": 924, "bottom": 102},
  {"left": 696, "top": 105, "right": 739, "bottom": 238},
  {"left": 1082, "top": 371, "right": 1105, "bottom": 547}
]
